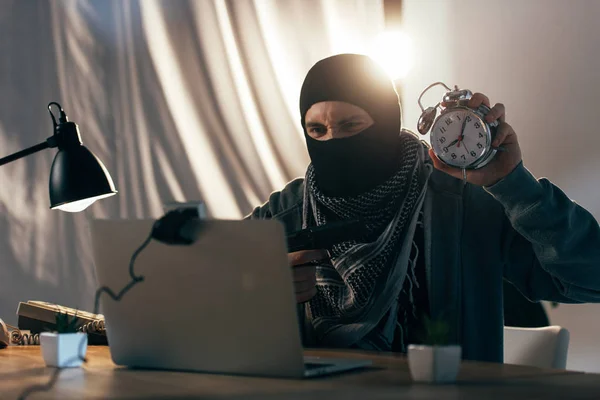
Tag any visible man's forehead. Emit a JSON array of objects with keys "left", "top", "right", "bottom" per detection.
[{"left": 305, "top": 101, "right": 369, "bottom": 123}]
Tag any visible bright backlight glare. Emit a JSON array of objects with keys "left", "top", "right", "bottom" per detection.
[{"left": 369, "top": 31, "right": 415, "bottom": 80}]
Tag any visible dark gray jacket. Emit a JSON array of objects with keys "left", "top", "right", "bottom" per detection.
[{"left": 249, "top": 160, "right": 600, "bottom": 362}]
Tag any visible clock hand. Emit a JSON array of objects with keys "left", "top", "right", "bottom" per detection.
[
  {"left": 447, "top": 138, "right": 459, "bottom": 147},
  {"left": 457, "top": 115, "right": 469, "bottom": 148},
  {"left": 463, "top": 141, "right": 471, "bottom": 154}
]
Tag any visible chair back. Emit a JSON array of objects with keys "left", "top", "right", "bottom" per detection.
[{"left": 504, "top": 326, "right": 570, "bottom": 369}]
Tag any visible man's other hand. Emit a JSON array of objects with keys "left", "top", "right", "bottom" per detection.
[{"left": 288, "top": 249, "right": 328, "bottom": 303}]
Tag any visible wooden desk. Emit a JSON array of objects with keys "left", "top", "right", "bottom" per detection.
[{"left": 0, "top": 346, "right": 596, "bottom": 399}]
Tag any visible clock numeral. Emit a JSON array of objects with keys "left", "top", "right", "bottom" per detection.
[
  {"left": 451, "top": 153, "right": 457, "bottom": 159},
  {"left": 440, "top": 126, "right": 447, "bottom": 134},
  {"left": 477, "top": 142, "right": 483, "bottom": 149},
  {"left": 470, "top": 151, "right": 477, "bottom": 157},
  {"left": 460, "top": 155, "right": 466, "bottom": 160},
  {"left": 439, "top": 136, "right": 447, "bottom": 144},
  {"left": 456, "top": 115, "right": 461, "bottom": 121},
  {"left": 478, "top": 132, "right": 484, "bottom": 138},
  {"left": 443, "top": 147, "right": 449, "bottom": 153},
  {"left": 474, "top": 122, "right": 481, "bottom": 129},
  {"left": 445, "top": 118, "right": 452, "bottom": 126},
  {"left": 466, "top": 116, "right": 472, "bottom": 122}
]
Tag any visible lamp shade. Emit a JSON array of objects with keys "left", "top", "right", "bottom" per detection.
[{"left": 49, "top": 145, "right": 117, "bottom": 212}]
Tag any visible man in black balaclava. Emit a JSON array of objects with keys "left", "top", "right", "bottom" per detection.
[
  {"left": 248, "top": 53, "right": 600, "bottom": 363},
  {"left": 297, "top": 55, "right": 429, "bottom": 351},
  {"left": 300, "top": 53, "right": 402, "bottom": 197}
]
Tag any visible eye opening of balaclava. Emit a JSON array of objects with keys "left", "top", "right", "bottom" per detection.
[{"left": 300, "top": 54, "right": 402, "bottom": 197}]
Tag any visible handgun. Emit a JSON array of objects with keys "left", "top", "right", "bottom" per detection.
[{"left": 285, "top": 219, "right": 363, "bottom": 253}]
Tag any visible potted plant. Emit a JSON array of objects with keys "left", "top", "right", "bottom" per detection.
[
  {"left": 407, "top": 315, "right": 462, "bottom": 383},
  {"left": 40, "top": 313, "right": 88, "bottom": 368}
]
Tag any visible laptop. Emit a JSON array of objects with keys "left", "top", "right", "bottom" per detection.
[{"left": 89, "top": 218, "right": 372, "bottom": 378}]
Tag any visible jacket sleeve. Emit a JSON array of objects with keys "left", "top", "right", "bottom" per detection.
[
  {"left": 244, "top": 178, "right": 305, "bottom": 221},
  {"left": 485, "top": 162, "right": 600, "bottom": 303},
  {"left": 245, "top": 202, "right": 273, "bottom": 220}
]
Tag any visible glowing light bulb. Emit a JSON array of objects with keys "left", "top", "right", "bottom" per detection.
[
  {"left": 52, "top": 193, "right": 116, "bottom": 213},
  {"left": 369, "top": 31, "right": 415, "bottom": 81}
]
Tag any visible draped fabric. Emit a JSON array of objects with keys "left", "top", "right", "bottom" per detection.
[{"left": 0, "top": 0, "right": 384, "bottom": 321}]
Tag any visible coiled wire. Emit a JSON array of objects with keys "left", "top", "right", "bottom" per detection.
[
  {"left": 6, "top": 318, "right": 106, "bottom": 346},
  {"left": 79, "top": 319, "right": 106, "bottom": 334},
  {"left": 7, "top": 325, "right": 40, "bottom": 345}
]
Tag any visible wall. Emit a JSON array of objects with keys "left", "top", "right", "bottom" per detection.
[{"left": 402, "top": 0, "right": 600, "bottom": 372}]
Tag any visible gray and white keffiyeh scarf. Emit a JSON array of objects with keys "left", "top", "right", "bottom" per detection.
[{"left": 302, "top": 131, "right": 429, "bottom": 349}]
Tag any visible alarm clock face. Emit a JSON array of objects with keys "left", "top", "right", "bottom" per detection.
[{"left": 430, "top": 107, "right": 492, "bottom": 169}]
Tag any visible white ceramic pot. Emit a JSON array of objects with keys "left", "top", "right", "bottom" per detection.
[
  {"left": 40, "top": 332, "right": 88, "bottom": 368},
  {"left": 407, "top": 344, "right": 462, "bottom": 383}
]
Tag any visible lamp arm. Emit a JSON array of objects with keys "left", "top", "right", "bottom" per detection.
[{"left": 0, "top": 137, "right": 57, "bottom": 167}]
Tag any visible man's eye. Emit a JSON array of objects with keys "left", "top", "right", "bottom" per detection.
[
  {"left": 343, "top": 122, "right": 361, "bottom": 130},
  {"left": 309, "top": 127, "right": 326, "bottom": 135}
]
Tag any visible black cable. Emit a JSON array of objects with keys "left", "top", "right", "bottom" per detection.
[
  {"left": 17, "top": 226, "right": 156, "bottom": 400},
  {"left": 92, "top": 232, "right": 152, "bottom": 314}
]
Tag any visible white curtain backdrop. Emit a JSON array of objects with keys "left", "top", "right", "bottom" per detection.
[{"left": 0, "top": 0, "right": 384, "bottom": 322}]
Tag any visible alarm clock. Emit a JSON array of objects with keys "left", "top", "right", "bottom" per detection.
[{"left": 417, "top": 82, "right": 499, "bottom": 170}]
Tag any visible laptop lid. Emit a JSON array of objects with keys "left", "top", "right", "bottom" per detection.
[{"left": 90, "top": 218, "right": 306, "bottom": 378}]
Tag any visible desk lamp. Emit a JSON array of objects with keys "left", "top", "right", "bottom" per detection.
[{"left": 0, "top": 102, "right": 117, "bottom": 211}]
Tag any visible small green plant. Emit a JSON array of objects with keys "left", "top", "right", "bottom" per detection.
[
  {"left": 54, "top": 312, "right": 80, "bottom": 334},
  {"left": 419, "top": 314, "right": 451, "bottom": 346}
]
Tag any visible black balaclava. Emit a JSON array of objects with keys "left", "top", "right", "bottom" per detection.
[{"left": 300, "top": 54, "right": 402, "bottom": 197}]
